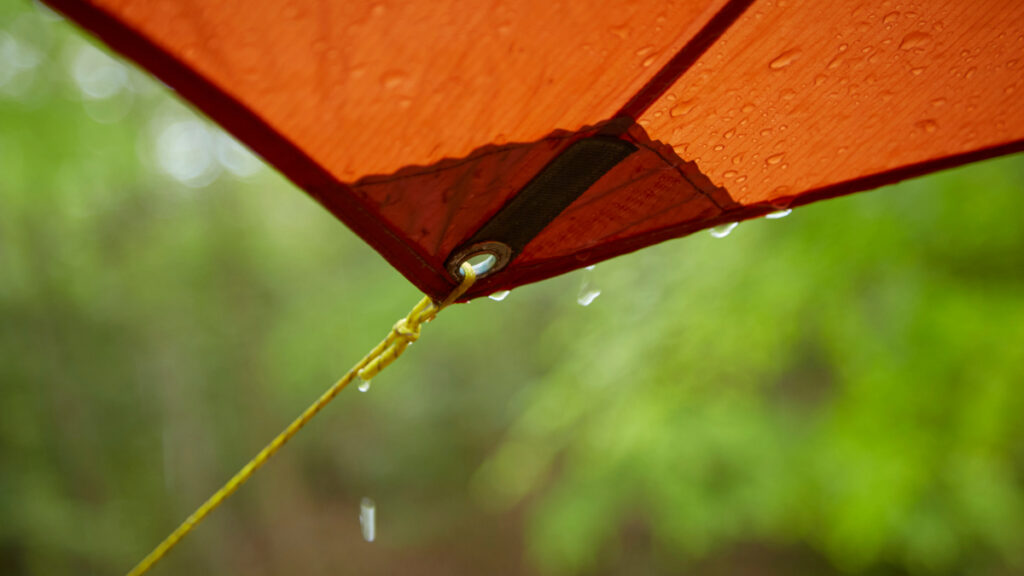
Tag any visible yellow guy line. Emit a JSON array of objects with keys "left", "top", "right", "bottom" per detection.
[{"left": 127, "top": 263, "right": 477, "bottom": 576}]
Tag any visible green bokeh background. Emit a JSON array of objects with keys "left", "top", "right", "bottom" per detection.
[{"left": 2, "top": 2, "right": 1023, "bottom": 574}]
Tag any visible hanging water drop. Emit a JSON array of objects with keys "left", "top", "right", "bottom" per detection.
[
  {"left": 577, "top": 266, "right": 601, "bottom": 306},
  {"left": 359, "top": 498, "right": 376, "bottom": 542},
  {"left": 488, "top": 290, "right": 510, "bottom": 302},
  {"left": 765, "top": 209, "right": 792, "bottom": 219},
  {"left": 710, "top": 222, "right": 739, "bottom": 238},
  {"left": 357, "top": 377, "right": 371, "bottom": 392}
]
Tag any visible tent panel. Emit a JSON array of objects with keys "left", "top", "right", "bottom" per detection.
[
  {"left": 85, "top": 0, "right": 729, "bottom": 181},
  {"left": 639, "top": 0, "right": 1024, "bottom": 207}
]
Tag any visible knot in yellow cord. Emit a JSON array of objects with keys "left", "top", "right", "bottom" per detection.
[
  {"left": 356, "top": 263, "right": 475, "bottom": 382},
  {"left": 124, "top": 263, "right": 476, "bottom": 576},
  {"left": 393, "top": 318, "right": 420, "bottom": 340}
]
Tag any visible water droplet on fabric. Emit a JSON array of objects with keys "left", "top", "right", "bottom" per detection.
[
  {"left": 883, "top": 11, "right": 900, "bottom": 25},
  {"left": 669, "top": 101, "right": 695, "bottom": 117},
  {"left": 769, "top": 48, "right": 802, "bottom": 70},
  {"left": 899, "top": 32, "right": 932, "bottom": 51},
  {"left": 765, "top": 152, "right": 785, "bottom": 165},
  {"left": 577, "top": 267, "right": 600, "bottom": 306},
  {"left": 765, "top": 209, "right": 792, "bottom": 219},
  {"left": 380, "top": 70, "right": 406, "bottom": 90},
  {"left": 710, "top": 222, "right": 739, "bottom": 238},
  {"left": 358, "top": 378, "right": 371, "bottom": 392},
  {"left": 488, "top": 290, "right": 510, "bottom": 302},
  {"left": 635, "top": 45, "right": 655, "bottom": 57},
  {"left": 359, "top": 498, "right": 376, "bottom": 542},
  {"left": 915, "top": 118, "right": 938, "bottom": 133}
]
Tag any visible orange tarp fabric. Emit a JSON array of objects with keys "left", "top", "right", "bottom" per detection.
[{"left": 46, "top": 0, "right": 1024, "bottom": 299}]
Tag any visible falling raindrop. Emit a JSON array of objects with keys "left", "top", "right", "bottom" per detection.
[
  {"left": 359, "top": 498, "right": 376, "bottom": 542},
  {"left": 357, "top": 378, "right": 371, "bottom": 392},
  {"left": 577, "top": 266, "right": 600, "bottom": 306},
  {"left": 710, "top": 222, "right": 739, "bottom": 238},
  {"left": 488, "top": 290, "right": 510, "bottom": 302},
  {"left": 765, "top": 209, "right": 792, "bottom": 219}
]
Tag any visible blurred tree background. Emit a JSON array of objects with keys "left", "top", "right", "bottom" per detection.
[{"left": 2, "top": 1, "right": 1024, "bottom": 574}]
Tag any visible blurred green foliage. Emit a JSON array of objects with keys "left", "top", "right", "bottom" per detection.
[{"left": 2, "top": 2, "right": 1024, "bottom": 574}]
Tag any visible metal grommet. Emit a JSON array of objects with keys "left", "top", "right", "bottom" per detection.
[{"left": 445, "top": 241, "right": 512, "bottom": 281}]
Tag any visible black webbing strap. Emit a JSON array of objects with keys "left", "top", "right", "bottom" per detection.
[{"left": 448, "top": 136, "right": 637, "bottom": 275}]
